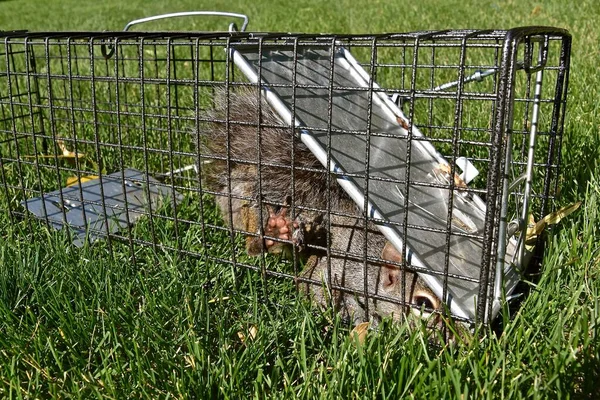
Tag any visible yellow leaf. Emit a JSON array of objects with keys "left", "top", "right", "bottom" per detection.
[
  {"left": 526, "top": 202, "right": 582, "bottom": 244},
  {"left": 184, "top": 354, "right": 196, "bottom": 369},
  {"left": 248, "top": 325, "right": 258, "bottom": 341},
  {"left": 57, "top": 139, "right": 85, "bottom": 159},
  {"left": 21, "top": 139, "right": 87, "bottom": 162},
  {"left": 237, "top": 331, "right": 246, "bottom": 343},
  {"left": 66, "top": 175, "right": 99, "bottom": 187},
  {"left": 540, "top": 201, "right": 581, "bottom": 226},
  {"left": 237, "top": 325, "right": 258, "bottom": 344},
  {"left": 350, "top": 322, "right": 370, "bottom": 345},
  {"left": 208, "top": 296, "right": 230, "bottom": 304}
]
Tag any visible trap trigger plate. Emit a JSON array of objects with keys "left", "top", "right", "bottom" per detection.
[{"left": 21, "top": 168, "right": 182, "bottom": 247}]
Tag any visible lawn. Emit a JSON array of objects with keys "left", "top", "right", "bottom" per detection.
[{"left": 0, "top": 0, "right": 599, "bottom": 398}]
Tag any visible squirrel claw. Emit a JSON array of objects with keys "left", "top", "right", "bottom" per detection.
[{"left": 292, "top": 221, "right": 306, "bottom": 251}]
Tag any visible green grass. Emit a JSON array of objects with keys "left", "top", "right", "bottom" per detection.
[{"left": 1, "top": 0, "right": 600, "bottom": 398}]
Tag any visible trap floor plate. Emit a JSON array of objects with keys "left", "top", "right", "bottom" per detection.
[{"left": 22, "top": 168, "right": 182, "bottom": 247}]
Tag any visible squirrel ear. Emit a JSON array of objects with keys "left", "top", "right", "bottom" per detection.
[
  {"left": 381, "top": 242, "right": 403, "bottom": 292},
  {"left": 382, "top": 265, "right": 399, "bottom": 291},
  {"left": 382, "top": 242, "right": 402, "bottom": 263}
]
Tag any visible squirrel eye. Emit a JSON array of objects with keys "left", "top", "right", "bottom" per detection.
[
  {"left": 410, "top": 293, "right": 437, "bottom": 318},
  {"left": 414, "top": 295, "right": 434, "bottom": 310},
  {"left": 412, "top": 290, "right": 439, "bottom": 312}
]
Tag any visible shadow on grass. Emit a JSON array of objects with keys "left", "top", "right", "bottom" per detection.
[
  {"left": 572, "top": 354, "right": 600, "bottom": 399},
  {"left": 560, "top": 125, "right": 600, "bottom": 202}
]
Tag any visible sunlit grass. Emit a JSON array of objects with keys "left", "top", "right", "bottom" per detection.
[{"left": 0, "top": 0, "right": 599, "bottom": 398}]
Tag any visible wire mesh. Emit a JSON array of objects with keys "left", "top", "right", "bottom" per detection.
[{"left": 0, "top": 28, "right": 571, "bottom": 328}]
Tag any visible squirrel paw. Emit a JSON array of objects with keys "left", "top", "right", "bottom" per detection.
[
  {"left": 246, "top": 204, "right": 302, "bottom": 255},
  {"left": 263, "top": 205, "right": 303, "bottom": 249}
]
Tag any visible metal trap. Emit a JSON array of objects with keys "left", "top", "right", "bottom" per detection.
[{"left": 0, "top": 16, "right": 571, "bottom": 326}]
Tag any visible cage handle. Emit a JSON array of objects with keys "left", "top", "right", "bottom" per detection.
[
  {"left": 101, "top": 11, "right": 249, "bottom": 59},
  {"left": 123, "top": 11, "right": 249, "bottom": 32}
]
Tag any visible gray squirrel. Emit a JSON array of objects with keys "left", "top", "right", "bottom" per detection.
[{"left": 196, "top": 86, "right": 443, "bottom": 329}]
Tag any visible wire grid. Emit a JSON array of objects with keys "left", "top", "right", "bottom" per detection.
[{"left": 0, "top": 28, "right": 571, "bottom": 325}]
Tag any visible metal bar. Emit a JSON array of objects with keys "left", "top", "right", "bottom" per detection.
[
  {"left": 517, "top": 42, "right": 546, "bottom": 266},
  {"left": 123, "top": 11, "right": 250, "bottom": 33}
]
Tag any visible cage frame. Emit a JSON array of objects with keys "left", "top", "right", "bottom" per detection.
[{"left": 0, "top": 26, "right": 572, "bottom": 327}]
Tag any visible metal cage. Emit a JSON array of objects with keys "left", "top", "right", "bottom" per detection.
[{"left": 0, "top": 26, "right": 571, "bottom": 327}]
